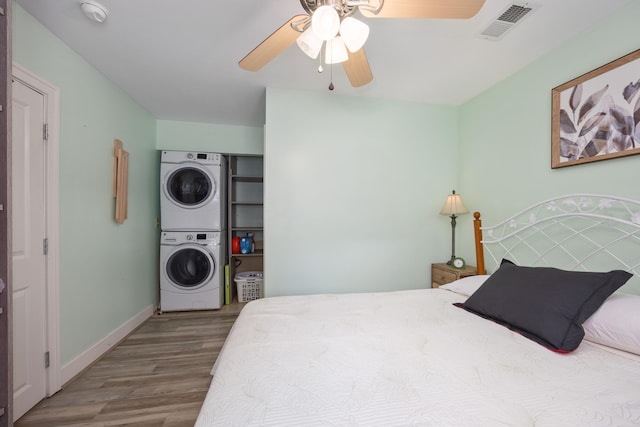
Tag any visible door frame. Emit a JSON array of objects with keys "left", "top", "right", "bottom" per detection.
[
  {"left": 1, "top": 1, "right": 12, "bottom": 423},
  {"left": 12, "top": 63, "right": 61, "bottom": 396}
]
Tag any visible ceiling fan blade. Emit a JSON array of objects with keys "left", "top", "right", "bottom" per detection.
[
  {"left": 362, "top": 0, "right": 486, "bottom": 19},
  {"left": 343, "top": 48, "right": 373, "bottom": 88},
  {"left": 239, "top": 14, "right": 309, "bottom": 72}
]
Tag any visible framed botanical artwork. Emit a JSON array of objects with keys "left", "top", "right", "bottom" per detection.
[{"left": 551, "top": 49, "right": 640, "bottom": 168}]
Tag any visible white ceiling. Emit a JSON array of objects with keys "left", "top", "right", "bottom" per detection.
[{"left": 15, "top": 0, "right": 632, "bottom": 127}]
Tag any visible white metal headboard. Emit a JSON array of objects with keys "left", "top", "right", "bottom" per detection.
[{"left": 473, "top": 194, "right": 640, "bottom": 293}]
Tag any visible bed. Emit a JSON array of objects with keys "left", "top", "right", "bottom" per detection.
[{"left": 196, "top": 194, "right": 640, "bottom": 426}]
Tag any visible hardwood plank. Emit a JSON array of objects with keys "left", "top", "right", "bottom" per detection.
[{"left": 15, "top": 306, "right": 243, "bottom": 426}]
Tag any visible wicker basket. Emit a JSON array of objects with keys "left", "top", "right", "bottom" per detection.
[{"left": 234, "top": 271, "right": 264, "bottom": 302}]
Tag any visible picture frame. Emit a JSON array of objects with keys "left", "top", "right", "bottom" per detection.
[{"left": 551, "top": 49, "right": 640, "bottom": 168}]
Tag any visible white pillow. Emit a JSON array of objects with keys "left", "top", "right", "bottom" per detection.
[
  {"left": 583, "top": 293, "right": 640, "bottom": 356},
  {"left": 438, "top": 275, "right": 491, "bottom": 296}
]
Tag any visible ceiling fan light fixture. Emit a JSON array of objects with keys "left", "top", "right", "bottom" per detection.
[
  {"left": 80, "top": 0, "right": 109, "bottom": 23},
  {"left": 297, "top": 28, "right": 323, "bottom": 59},
  {"left": 340, "top": 16, "right": 369, "bottom": 52},
  {"left": 311, "top": 5, "right": 341, "bottom": 40},
  {"left": 324, "top": 36, "right": 349, "bottom": 64}
]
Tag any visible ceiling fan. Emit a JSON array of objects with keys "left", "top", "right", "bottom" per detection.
[{"left": 239, "top": 0, "right": 487, "bottom": 88}]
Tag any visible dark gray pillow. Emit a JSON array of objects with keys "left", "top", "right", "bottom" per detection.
[{"left": 454, "top": 259, "right": 632, "bottom": 352}]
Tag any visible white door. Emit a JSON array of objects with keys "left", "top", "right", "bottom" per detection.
[{"left": 12, "top": 78, "right": 48, "bottom": 420}]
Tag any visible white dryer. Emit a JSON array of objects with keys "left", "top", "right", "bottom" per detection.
[
  {"left": 160, "top": 150, "right": 226, "bottom": 231},
  {"left": 160, "top": 231, "right": 225, "bottom": 311}
]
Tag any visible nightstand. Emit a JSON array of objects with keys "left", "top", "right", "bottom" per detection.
[{"left": 431, "top": 263, "right": 477, "bottom": 288}]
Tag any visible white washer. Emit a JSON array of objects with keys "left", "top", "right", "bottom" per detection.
[
  {"left": 160, "top": 150, "right": 226, "bottom": 231},
  {"left": 160, "top": 231, "right": 225, "bottom": 311}
]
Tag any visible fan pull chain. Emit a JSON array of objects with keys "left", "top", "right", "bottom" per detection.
[
  {"left": 317, "top": 47, "right": 324, "bottom": 73},
  {"left": 329, "top": 64, "right": 334, "bottom": 91},
  {"left": 328, "top": 42, "right": 334, "bottom": 91}
]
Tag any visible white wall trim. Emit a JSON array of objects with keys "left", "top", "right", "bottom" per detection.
[
  {"left": 60, "top": 304, "right": 154, "bottom": 386},
  {"left": 12, "top": 62, "right": 62, "bottom": 396}
]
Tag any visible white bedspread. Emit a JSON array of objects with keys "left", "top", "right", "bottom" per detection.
[{"left": 196, "top": 289, "right": 640, "bottom": 426}]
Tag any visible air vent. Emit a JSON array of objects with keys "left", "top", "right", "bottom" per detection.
[{"left": 480, "top": 3, "right": 535, "bottom": 40}]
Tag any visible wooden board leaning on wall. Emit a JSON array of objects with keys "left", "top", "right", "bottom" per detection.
[{"left": 113, "top": 139, "right": 129, "bottom": 224}]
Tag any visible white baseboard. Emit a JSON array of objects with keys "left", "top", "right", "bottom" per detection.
[{"left": 60, "top": 304, "right": 154, "bottom": 386}]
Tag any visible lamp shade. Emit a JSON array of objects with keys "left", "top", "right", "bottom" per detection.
[
  {"left": 297, "top": 28, "right": 323, "bottom": 59},
  {"left": 324, "top": 36, "right": 349, "bottom": 64},
  {"left": 340, "top": 17, "right": 369, "bottom": 52},
  {"left": 440, "top": 191, "right": 469, "bottom": 216},
  {"left": 312, "top": 5, "right": 340, "bottom": 40}
]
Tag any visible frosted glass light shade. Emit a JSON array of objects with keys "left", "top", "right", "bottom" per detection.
[
  {"left": 324, "top": 37, "right": 349, "bottom": 64},
  {"left": 340, "top": 17, "right": 369, "bottom": 52},
  {"left": 312, "top": 6, "right": 340, "bottom": 40},
  {"left": 297, "top": 28, "right": 323, "bottom": 59}
]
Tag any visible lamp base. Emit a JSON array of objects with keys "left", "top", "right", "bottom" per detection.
[{"left": 447, "top": 214, "right": 457, "bottom": 267}]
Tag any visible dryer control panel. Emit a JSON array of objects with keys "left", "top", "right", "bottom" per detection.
[
  {"left": 161, "top": 231, "right": 222, "bottom": 245},
  {"left": 161, "top": 150, "right": 222, "bottom": 165}
]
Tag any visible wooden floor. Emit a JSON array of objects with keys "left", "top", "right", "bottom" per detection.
[{"left": 15, "top": 304, "right": 244, "bottom": 427}]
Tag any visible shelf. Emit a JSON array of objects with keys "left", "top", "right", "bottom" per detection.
[
  {"left": 232, "top": 226, "right": 263, "bottom": 232},
  {"left": 231, "top": 249, "right": 264, "bottom": 257},
  {"left": 231, "top": 201, "right": 263, "bottom": 206},
  {"left": 232, "top": 175, "right": 263, "bottom": 183},
  {"left": 228, "top": 155, "right": 264, "bottom": 282}
]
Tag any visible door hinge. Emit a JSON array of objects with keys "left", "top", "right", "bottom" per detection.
[
  {"left": 43, "top": 123, "right": 49, "bottom": 141},
  {"left": 43, "top": 238, "right": 49, "bottom": 255},
  {"left": 45, "top": 351, "right": 50, "bottom": 368}
]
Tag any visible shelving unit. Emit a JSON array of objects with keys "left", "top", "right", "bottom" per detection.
[{"left": 228, "top": 155, "right": 264, "bottom": 284}]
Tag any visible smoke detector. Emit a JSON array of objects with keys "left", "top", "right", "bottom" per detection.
[
  {"left": 80, "top": 1, "right": 109, "bottom": 23},
  {"left": 480, "top": 3, "right": 536, "bottom": 40}
]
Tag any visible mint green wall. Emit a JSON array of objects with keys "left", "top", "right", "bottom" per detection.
[
  {"left": 264, "top": 88, "right": 459, "bottom": 296},
  {"left": 458, "top": 2, "right": 640, "bottom": 291},
  {"left": 13, "top": 5, "right": 159, "bottom": 364},
  {"left": 156, "top": 120, "right": 263, "bottom": 154},
  {"left": 13, "top": 0, "right": 640, "bottom": 346}
]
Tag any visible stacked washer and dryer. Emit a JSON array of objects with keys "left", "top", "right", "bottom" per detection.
[{"left": 159, "top": 151, "right": 227, "bottom": 312}]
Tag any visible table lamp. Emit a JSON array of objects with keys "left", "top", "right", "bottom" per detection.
[{"left": 440, "top": 190, "right": 469, "bottom": 265}]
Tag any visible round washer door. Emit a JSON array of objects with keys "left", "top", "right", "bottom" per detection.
[
  {"left": 164, "top": 164, "right": 216, "bottom": 208},
  {"left": 165, "top": 245, "right": 215, "bottom": 290}
]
